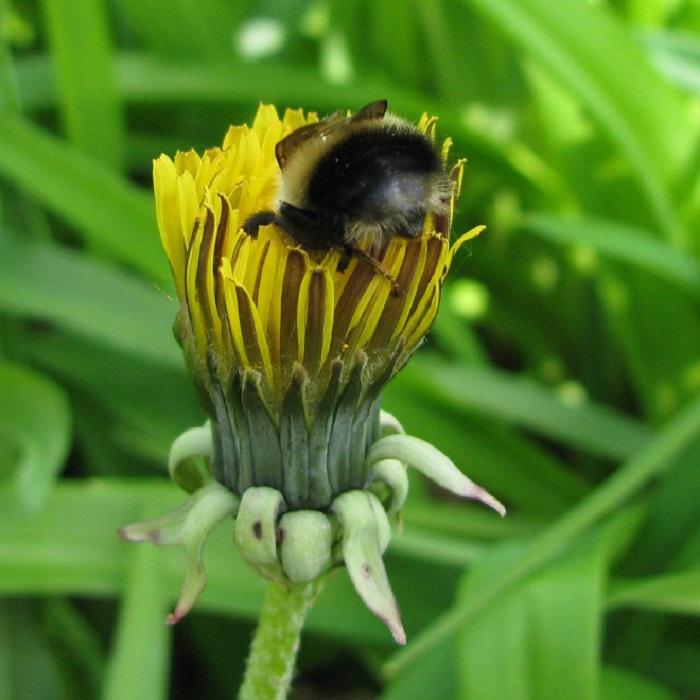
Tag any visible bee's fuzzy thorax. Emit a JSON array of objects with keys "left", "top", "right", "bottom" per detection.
[
  {"left": 276, "top": 111, "right": 439, "bottom": 211},
  {"left": 272, "top": 105, "right": 451, "bottom": 255}
]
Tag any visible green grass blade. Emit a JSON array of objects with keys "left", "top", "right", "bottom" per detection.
[
  {"left": 25, "top": 333, "right": 198, "bottom": 468},
  {"left": 113, "top": 0, "right": 240, "bottom": 59},
  {"left": 458, "top": 543, "right": 601, "bottom": 698},
  {"left": 379, "top": 637, "right": 458, "bottom": 699},
  {"left": 0, "top": 238, "right": 180, "bottom": 368},
  {"left": 0, "top": 603, "right": 11, "bottom": 700},
  {"left": 608, "top": 570, "right": 700, "bottom": 616},
  {"left": 601, "top": 665, "right": 681, "bottom": 700},
  {"left": 457, "top": 509, "right": 638, "bottom": 699},
  {"left": 41, "top": 0, "right": 124, "bottom": 169},
  {"left": 641, "top": 31, "right": 700, "bottom": 95},
  {"left": 0, "top": 601, "right": 68, "bottom": 699},
  {"left": 384, "top": 393, "right": 700, "bottom": 679},
  {"left": 399, "top": 357, "right": 651, "bottom": 460},
  {"left": 44, "top": 599, "right": 106, "bottom": 698},
  {"left": 102, "top": 546, "right": 171, "bottom": 700},
  {"left": 464, "top": 0, "right": 691, "bottom": 243},
  {"left": 522, "top": 214, "right": 700, "bottom": 298},
  {"left": 0, "top": 362, "right": 71, "bottom": 511},
  {"left": 0, "top": 115, "right": 166, "bottom": 281},
  {"left": 651, "top": 642, "right": 700, "bottom": 696}
]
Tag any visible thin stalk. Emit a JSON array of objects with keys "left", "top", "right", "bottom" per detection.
[{"left": 239, "top": 581, "right": 315, "bottom": 700}]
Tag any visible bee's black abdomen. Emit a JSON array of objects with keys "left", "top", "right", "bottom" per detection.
[{"left": 307, "top": 128, "right": 443, "bottom": 224}]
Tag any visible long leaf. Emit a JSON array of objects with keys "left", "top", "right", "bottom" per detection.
[
  {"left": 0, "top": 238, "right": 180, "bottom": 368},
  {"left": 102, "top": 546, "right": 171, "bottom": 700},
  {"left": 398, "top": 356, "right": 651, "bottom": 460},
  {"left": 522, "top": 214, "right": 700, "bottom": 298},
  {"left": 384, "top": 393, "right": 700, "bottom": 679},
  {"left": 464, "top": 0, "right": 691, "bottom": 243},
  {"left": 0, "top": 116, "right": 166, "bottom": 281},
  {"left": 41, "top": 0, "right": 124, "bottom": 169},
  {"left": 0, "top": 362, "right": 71, "bottom": 511}
]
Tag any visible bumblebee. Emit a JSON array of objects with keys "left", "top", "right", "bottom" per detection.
[{"left": 244, "top": 100, "right": 452, "bottom": 289}]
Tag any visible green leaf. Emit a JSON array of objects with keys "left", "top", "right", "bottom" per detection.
[
  {"left": 398, "top": 357, "right": 651, "bottom": 461},
  {"left": 103, "top": 545, "right": 171, "bottom": 700},
  {"left": 41, "top": 0, "right": 125, "bottom": 169},
  {"left": 522, "top": 214, "right": 700, "bottom": 299},
  {"left": 0, "top": 362, "right": 71, "bottom": 511},
  {"left": 600, "top": 665, "right": 680, "bottom": 700},
  {"left": 0, "top": 601, "right": 68, "bottom": 700},
  {"left": 0, "top": 238, "right": 180, "bottom": 368},
  {"left": 650, "top": 641, "right": 700, "bottom": 695},
  {"left": 457, "top": 509, "right": 635, "bottom": 699},
  {"left": 379, "top": 637, "right": 458, "bottom": 700},
  {"left": 464, "top": 0, "right": 692, "bottom": 242},
  {"left": 113, "top": 0, "right": 242, "bottom": 59},
  {"left": 608, "top": 570, "right": 700, "bottom": 616},
  {"left": 385, "top": 394, "right": 700, "bottom": 679},
  {"left": 44, "top": 599, "right": 106, "bottom": 698},
  {"left": 24, "top": 332, "right": 199, "bottom": 469},
  {"left": 641, "top": 30, "right": 700, "bottom": 95},
  {"left": 0, "top": 116, "right": 166, "bottom": 281}
]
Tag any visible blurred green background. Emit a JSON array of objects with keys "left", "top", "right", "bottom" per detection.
[{"left": 2, "top": 0, "right": 700, "bottom": 698}]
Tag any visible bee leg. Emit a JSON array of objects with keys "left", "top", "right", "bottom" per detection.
[
  {"left": 337, "top": 248, "right": 353, "bottom": 273},
  {"left": 242, "top": 210, "right": 277, "bottom": 237},
  {"left": 347, "top": 246, "right": 404, "bottom": 298}
]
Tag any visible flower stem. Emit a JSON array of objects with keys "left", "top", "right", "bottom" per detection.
[{"left": 239, "top": 580, "right": 315, "bottom": 700}]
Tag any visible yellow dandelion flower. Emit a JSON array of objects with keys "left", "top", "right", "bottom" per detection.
[
  {"left": 153, "top": 102, "right": 481, "bottom": 509},
  {"left": 123, "top": 101, "right": 502, "bottom": 645}
]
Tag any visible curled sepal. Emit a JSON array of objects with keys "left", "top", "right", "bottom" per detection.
[
  {"left": 169, "top": 422, "right": 214, "bottom": 493},
  {"left": 331, "top": 490, "right": 405, "bottom": 645},
  {"left": 166, "top": 483, "right": 241, "bottom": 624},
  {"left": 366, "top": 459, "right": 409, "bottom": 517},
  {"left": 367, "top": 490, "right": 392, "bottom": 553},
  {"left": 366, "top": 435, "right": 506, "bottom": 517},
  {"left": 380, "top": 410, "right": 405, "bottom": 437},
  {"left": 278, "top": 511, "right": 333, "bottom": 582},
  {"left": 234, "top": 487, "right": 286, "bottom": 582},
  {"left": 118, "top": 482, "right": 223, "bottom": 546}
]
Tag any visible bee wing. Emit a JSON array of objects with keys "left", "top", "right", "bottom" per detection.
[
  {"left": 275, "top": 100, "right": 388, "bottom": 169},
  {"left": 351, "top": 99, "right": 388, "bottom": 123},
  {"left": 275, "top": 112, "right": 342, "bottom": 169}
]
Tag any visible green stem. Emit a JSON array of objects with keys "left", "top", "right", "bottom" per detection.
[{"left": 239, "top": 581, "right": 314, "bottom": 700}]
